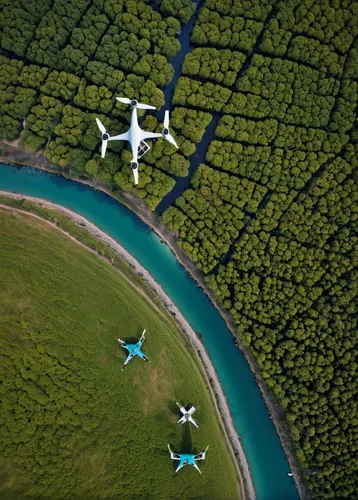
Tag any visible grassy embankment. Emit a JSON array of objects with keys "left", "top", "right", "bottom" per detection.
[{"left": 0, "top": 208, "right": 240, "bottom": 499}]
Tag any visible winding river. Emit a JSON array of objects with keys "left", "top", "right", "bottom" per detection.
[{"left": 0, "top": 164, "right": 299, "bottom": 500}]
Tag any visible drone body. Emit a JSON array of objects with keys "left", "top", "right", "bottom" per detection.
[
  {"left": 168, "top": 444, "right": 209, "bottom": 474},
  {"left": 96, "top": 98, "right": 178, "bottom": 185},
  {"left": 117, "top": 329, "right": 149, "bottom": 370},
  {"left": 176, "top": 402, "right": 199, "bottom": 428}
]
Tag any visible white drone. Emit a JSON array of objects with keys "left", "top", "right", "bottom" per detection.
[
  {"left": 176, "top": 402, "right": 199, "bottom": 428},
  {"left": 96, "top": 97, "right": 178, "bottom": 185}
]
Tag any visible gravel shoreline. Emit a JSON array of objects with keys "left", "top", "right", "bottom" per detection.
[{"left": 0, "top": 191, "right": 255, "bottom": 500}]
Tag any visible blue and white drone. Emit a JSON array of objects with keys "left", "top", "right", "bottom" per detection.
[
  {"left": 117, "top": 329, "right": 149, "bottom": 370},
  {"left": 168, "top": 444, "right": 209, "bottom": 474}
]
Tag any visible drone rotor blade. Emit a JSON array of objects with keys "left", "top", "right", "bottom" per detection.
[
  {"left": 189, "top": 416, "right": 199, "bottom": 428},
  {"left": 96, "top": 117, "right": 106, "bottom": 134},
  {"left": 164, "top": 110, "right": 169, "bottom": 129},
  {"left": 137, "top": 102, "right": 156, "bottom": 110},
  {"left": 165, "top": 133, "right": 178, "bottom": 148},
  {"left": 101, "top": 139, "right": 108, "bottom": 158},
  {"left": 116, "top": 97, "right": 132, "bottom": 104}
]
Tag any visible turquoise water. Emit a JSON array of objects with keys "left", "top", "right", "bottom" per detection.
[{"left": 0, "top": 164, "right": 299, "bottom": 500}]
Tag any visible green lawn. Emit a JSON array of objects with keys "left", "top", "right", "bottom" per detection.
[{"left": 0, "top": 209, "right": 240, "bottom": 500}]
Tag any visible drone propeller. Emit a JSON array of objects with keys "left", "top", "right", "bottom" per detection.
[
  {"left": 116, "top": 97, "right": 156, "bottom": 110},
  {"left": 137, "top": 102, "right": 156, "bottom": 110},
  {"left": 96, "top": 118, "right": 109, "bottom": 158},
  {"left": 116, "top": 97, "right": 132, "bottom": 105},
  {"left": 162, "top": 110, "right": 178, "bottom": 148}
]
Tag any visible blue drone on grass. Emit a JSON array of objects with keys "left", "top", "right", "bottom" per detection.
[
  {"left": 117, "top": 329, "right": 149, "bottom": 370},
  {"left": 168, "top": 444, "right": 209, "bottom": 474}
]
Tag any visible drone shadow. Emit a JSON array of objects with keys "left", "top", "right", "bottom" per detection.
[
  {"left": 181, "top": 423, "right": 192, "bottom": 453},
  {"left": 121, "top": 336, "right": 139, "bottom": 344},
  {"left": 166, "top": 400, "right": 178, "bottom": 416},
  {"left": 117, "top": 327, "right": 145, "bottom": 345}
]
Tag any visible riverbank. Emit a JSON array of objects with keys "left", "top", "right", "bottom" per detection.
[
  {"left": 0, "top": 144, "right": 309, "bottom": 499},
  {"left": 0, "top": 192, "right": 253, "bottom": 500}
]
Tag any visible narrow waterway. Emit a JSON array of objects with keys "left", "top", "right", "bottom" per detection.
[
  {"left": 156, "top": 115, "right": 220, "bottom": 214},
  {"left": 155, "top": 0, "right": 212, "bottom": 214},
  {"left": 0, "top": 164, "right": 299, "bottom": 500},
  {"left": 159, "top": 0, "right": 202, "bottom": 123}
]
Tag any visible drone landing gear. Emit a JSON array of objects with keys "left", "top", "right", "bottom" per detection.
[{"left": 137, "top": 140, "right": 151, "bottom": 159}]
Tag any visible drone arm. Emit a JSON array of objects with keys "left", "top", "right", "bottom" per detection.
[
  {"left": 108, "top": 131, "right": 129, "bottom": 142},
  {"left": 125, "top": 353, "right": 133, "bottom": 364},
  {"left": 189, "top": 415, "right": 199, "bottom": 428},
  {"left": 193, "top": 462, "right": 202, "bottom": 474},
  {"left": 132, "top": 166, "right": 139, "bottom": 186},
  {"left": 176, "top": 402, "right": 186, "bottom": 414},
  {"left": 117, "top": 338, "right": 127, "bottom": 348},
  {"left": 140, "top": 131, "right": 163, "bottom": 141},
  {"left": 194, "top": 446, "right": 209, "bottom": 460},
  {"left": 176, "top": 415, "right": 186, "bottom": 425},
  {"left": 168, "top": 445, "right": 180, "bottom": 460},
  {"left": 137, "top": 350, "right": 149, "bottom": 362},
  {"left": 175, "top": 462, "right": 185, "bottom": 473},
  {"left": 139, "top": 329, "right": 146, "bottom": 344},
  {"left": 120, "top": 352, "right": 135, "bottom": 370}
]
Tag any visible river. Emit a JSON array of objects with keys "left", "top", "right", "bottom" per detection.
[{"left": 0, "top": 163, "right": 299, "bottom": 500}]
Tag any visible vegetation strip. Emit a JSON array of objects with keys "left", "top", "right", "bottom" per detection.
[{"left": 0, "top": 192, "right": 251, "bottom": 500}]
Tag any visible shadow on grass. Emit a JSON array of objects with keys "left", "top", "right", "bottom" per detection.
[
  {"left": 166, "top": 400, "right": 179, "bottom": 416},
  {"left": 181, "top": 423, "right": 192, "bottom": 453},
  {"left": 152, "top": 447, "right": 168, "bottom": 457},
  {"left": 136, "top": 326, "right": 146, "bottom": 338},
  {"left": 116, "top": 327, "right": 145, "bottom": 346},
  {"left": 121, "top": 336, "right": 139, "bottom": 344}
]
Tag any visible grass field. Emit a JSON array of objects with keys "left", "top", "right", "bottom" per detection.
[{"left": 0, "top": 209, "right": 240, "bottom": 499}]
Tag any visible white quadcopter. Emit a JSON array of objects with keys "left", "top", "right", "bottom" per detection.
[{"left": 96, "top": 97, "right": 178, "bottom": 185}]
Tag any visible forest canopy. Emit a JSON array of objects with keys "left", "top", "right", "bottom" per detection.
[{"left": 163, "top": 2, "right": 358, "bottom": 499}]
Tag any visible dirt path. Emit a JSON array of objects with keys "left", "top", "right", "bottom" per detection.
[{"left": 0, "top": 194, "right": 253, "bottom": 500}]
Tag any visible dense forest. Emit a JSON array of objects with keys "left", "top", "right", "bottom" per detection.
[
  {"left": 0, "top": 0, "right": 196, "bottom": 210},
  {"left": 1, "top": 0, "right": 358, "bottom": 498}
]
